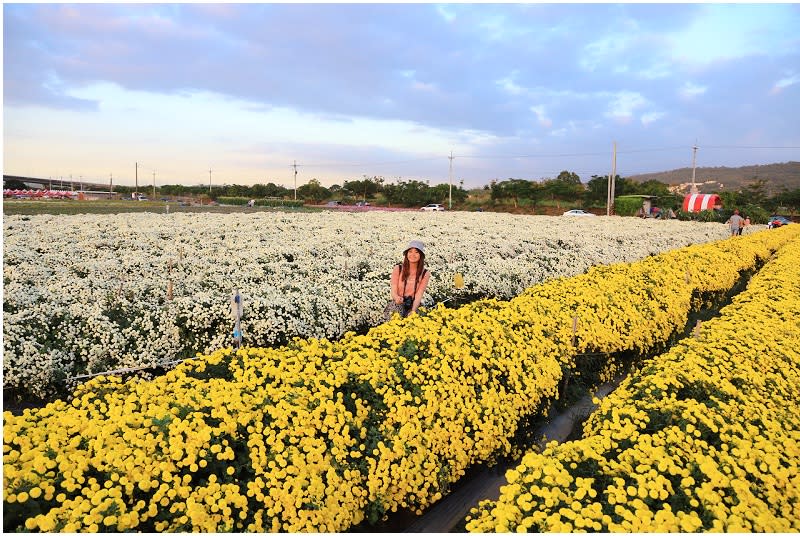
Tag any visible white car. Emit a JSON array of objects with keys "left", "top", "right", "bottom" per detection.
[
  {"left": 562, "top": 209, "right": 596, "bottom": 217},
  {"left": 421, "top": 204, "right": 445, "bottom": 212}
]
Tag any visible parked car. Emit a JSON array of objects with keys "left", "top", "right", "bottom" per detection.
[
  {"left": 136, "top": 195, "right": 148, "bottom": 201},
  {"left": 421, "top": 204, "right": 445, "bottom": 212},
  {"left": 562, "top": 209, "right": 596, "bottom": 217},
  {"left": 768, "top": 215, "right": 792, "bottom": 228}
]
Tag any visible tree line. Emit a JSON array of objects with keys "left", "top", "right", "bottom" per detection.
[{"left": 92, "top": 171, "right": 800, "bottom": 216}]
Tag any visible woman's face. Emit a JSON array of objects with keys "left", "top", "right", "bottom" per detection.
[{"left": 406, "top": 248, "right": 422, "bottom": 264}]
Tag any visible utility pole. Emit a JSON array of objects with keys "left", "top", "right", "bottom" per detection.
[
  {"left": 690, "top": 143, "right": 699, "bottom": 194},
  {"left": 135, "top": 162, "right": 139, "bottom": 197},
  {"left": 293, "top": 160, "right": 298, "bottom": 201},
  {"left": 110, "top": 173, "right": 113, "bottom": 194},
  {"left": 607, "top": 141, "right": 617, "bottom": 216},
  {"left": 448, "top": 150, "right": 454, "bottom": 209},
  {"left": 152, "top": 171, "right": 156, "bottom": 198},
  {"left": 209, "top": 167, "right": 212, "bottom": 194}
]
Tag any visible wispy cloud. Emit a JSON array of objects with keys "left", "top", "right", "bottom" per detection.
[
  {"left": 496, "top": 73, "right": 525, "bottom": 96},
  {"left": 435, "top": 4, "right": 456, "bottom": 23},
  {"left": 605, "top": 91, "right": 649, "bottom": 123},
  {"left": 4, "top": 3, "right": 799, "bottom": 186},
  {"left": 668, "top": 4, "right": 799, "bottom": 66},
  {"left": 530, "top": 106, "right": 552, "bottom": 129},
  {"left": 679, "top": 82, "right": 707, "bottom": 99},
  {"left": 771, "top": 72, "right": 800, "bottom": 95},
  {"left": 641, "top": 111, "right": 666, "bottom": 126}
]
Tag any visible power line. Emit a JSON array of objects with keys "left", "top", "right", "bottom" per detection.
[
  {"left": 702, "top": 145, "right": 800, "bottom": 150},
  {"left": 294, "top": 156, "right": 442, "bottom": 168}
]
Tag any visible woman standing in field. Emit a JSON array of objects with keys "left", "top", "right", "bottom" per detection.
[{"left": 385, "top": 240, "right": 430, "bottom": 319}]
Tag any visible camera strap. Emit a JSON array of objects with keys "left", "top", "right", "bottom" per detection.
[{"left": 399, "top": 265, "right": 427, "bottom": 299}]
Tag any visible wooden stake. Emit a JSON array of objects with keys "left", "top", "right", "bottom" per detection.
[
  {"left": 561, "top": 315, "right": 579, "bottom": 400},
  {"left": 694, "top": 319, "right": 702, "bottom": 339},
  {"left": 572, "top": 316, "right": 579, "bottom": 347},
  {"left": 167, "top": 280, "right": 173, "bottom": 301}
]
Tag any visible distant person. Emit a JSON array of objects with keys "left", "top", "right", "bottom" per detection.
[
  {"left": 384, "top": 240, "right": 430, "bottom": 320},
  {"left": 741, "top": 216, "right": 751, "bottom": 235},
  {"left": 726, "top": 209, "right": 744, "bottom": 237}
]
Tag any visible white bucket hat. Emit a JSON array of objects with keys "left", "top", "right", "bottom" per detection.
[{"left": 403, "top": 240, "right": 426, "bottom": 255}]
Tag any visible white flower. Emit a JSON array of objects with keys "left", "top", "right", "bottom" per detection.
[{"left": 3, "top": 211, "right": 730, "bottom": 398}]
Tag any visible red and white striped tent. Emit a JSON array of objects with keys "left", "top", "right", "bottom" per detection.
[{"left": 682, "top": 193, "right": 722, "bottom": 213}]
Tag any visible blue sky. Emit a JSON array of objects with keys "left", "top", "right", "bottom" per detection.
[{"left": 4, "top": 3, "right": 800, "bottom": 189}]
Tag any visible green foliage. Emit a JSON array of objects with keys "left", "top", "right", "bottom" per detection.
[
  {"left": 584, "top": 175, "right": 637, "bottom": 205},
  {"left": 3, "top": 178, "right": 28, "bottom": 190},
  {"left": 159, "top": 182, "right": 291, "bottom": 199},
  {"left": 217, "top": 197, "right": 303, "bottom": 208},
  {"left": 297, "top": 179, "right": 330, "bottom": 202},
  {"left": 739, "top": 205, "right": 770, "bottom": 224},
  {"left": 217, "top": 197, "right": 249, "bottom": 206},
  {"left": 614, "top": 196, "right": 644, "bottom": 216},
  {"left": 676, "top": 209, "right": 721, "bottom": 222},
  {"left": 381, "top": 179, "right": 467, "bottom": 207},
  {"left": 341, "top": 176, "right": 384, "bottom": 202}
]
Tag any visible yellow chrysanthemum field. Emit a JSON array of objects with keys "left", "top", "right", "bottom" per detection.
[
  {"left": 4, "top": 224, "right": 799, "bottom": 532},
  {"left": 467, "top": 225, "right": 800, "bottom": 532}
]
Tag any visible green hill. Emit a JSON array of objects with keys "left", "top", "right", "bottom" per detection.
[{"left": 627, "top": 161, "right": 800, "bottom": 195}]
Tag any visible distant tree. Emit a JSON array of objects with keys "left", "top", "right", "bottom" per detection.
[
  {"left": 719, "top": 191, "right": 747, "bottom": 211},
  {"left": 539, "top": 170, "right": 585, "bottom": 201},
  {"left": 584, "top": 175, "right": 609, "bottom": 205},
  {"left": 382, "top": 179, "right": 430, "bottom": 206},
  {"left": 343, "top": 175, "right": 384, "bottom": 202},
  {"left": 3, "top": 178, "right": 27, "bottom": 190},
  {"left": 297, "top": 179, "right": 330, "bottom": 202},
  {"left": 634, "top": 179, "right": 672, "bottom": 197},
  {"left": 772, "top": 187, "right": 800, "bottom": 215},
  {"left": 490, "top": 179, "right": 532, "bottom": 207},
  {"left": 251, "top": 182, "right": 289, "bottom": 198},
  {"left": 738, "top": 179, "right": 769, "bottom": 207},
  {"left": 555, "top": 170, "right": 581, "bottom": 184},
  {"left": 430, "top": 183, "right": 468, "bottom": 206},
  {"left": 584, "top": 174, "right": 639, "bottom": 206}
]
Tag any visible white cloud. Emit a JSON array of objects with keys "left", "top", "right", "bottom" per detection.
[
  {"left": 641, "top": 111, "right": 666, "bottom": 125},
  {"left": 411, "top": 81, "right": 437, "bottom": 92},
  {"left": 605, "top": 91, "right": 648, "bottom": 123},
  {"left": 668, "top": 4, "right": 799, "bottom": 67},
  {"left": 638, "top": 62, "right": 673, "bottom": 80},
  {"left": 580, "top": 36, "right": 628, "bottom": 72},
  {"left": 4, "top": 81, "right": 473, "bottom": 185},
  {"left": 496, "top": 73, "right": 525, "bottom": 96},
  {"left": 771, "top": 73, "right": 800, "bottom": 95},
  {"left": 679, "top": 82, "right": 707, "bottom": 99},
  {"left": 530, "top": 105, "right": 552, "bottom": 128},
  {"left": 435, "top": 5, "right": 456, "bottom": 23}
]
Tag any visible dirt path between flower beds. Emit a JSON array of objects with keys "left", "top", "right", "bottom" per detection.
[{"left": 401, "top": 380, "right": 622, "bottom": 533}]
